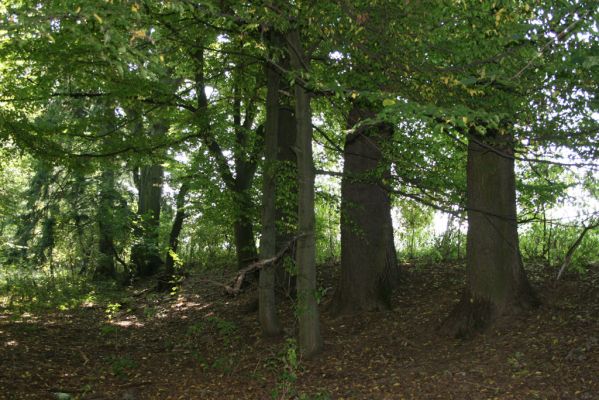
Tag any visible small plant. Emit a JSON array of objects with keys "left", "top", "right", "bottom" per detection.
[
  {"left": 271, "top": 339, "right": 301, "bottom": 400},
  {"left": 211, "top": 355, "right": 234, "bottom": 374},
  {"left": 186, "top": 321, "right": 205, "bottom": 337},
  {"left": 143, "top": 306, "right": 157, "bottom": 319},
  {"left": 99, "top": 324, "right": 119, "bottom": 336},
  {"left": 108, "top": 356, "right": 137, "bottom": 378},
  {"left": 207, "top": 316, "right": 237, "bottom": 345},
  {"left": 190, "top": 350, "right": 208, "bottom": 369},
  {"left": 104, "top": 302, "right": 121, "bottom": 320}
]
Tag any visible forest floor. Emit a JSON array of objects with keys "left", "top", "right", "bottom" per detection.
[{"left": 1, "top": 262, "right": 598, "bottom": 400}]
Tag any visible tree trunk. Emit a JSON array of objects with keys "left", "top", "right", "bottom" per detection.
[
  {"left": 258, "top": 46, "right": 283, "bottom": 336},
  {"left": 164, "top": 182, "right": 190, "bottom": 275},
  {"left": 275, "top": 106, "right": 298, "bottom": 297},
  {"left": 440, "top": 133, "right": 537, "bottom": 338},
  {"left": 131, "top": 161, "right": 164, "bottom": 277},
  {"left": 233, "top": 188, "right": 258, "bottom": 270},
  {"left": 331, "top": 103, "right": 397, "bottom": 315},
  {"left": 288, "top": 29, "right": 322, "bottom": 358},
  {"left": 96, "top": 168, "right": 117, "bottom": 279}
]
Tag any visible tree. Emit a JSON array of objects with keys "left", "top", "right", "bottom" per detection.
[
  {"left": 331, "top": 103, "right": 397, "bottom": 315},
  {"left": 440, "top": 130, "right": 538, "bottom": 337},
  {"left": 164, "top": 182, "right": 190, "bottom": 278},
  {"left": 288, "top": 28, "right": 322, "bottom": 358},
  {"left": 96, "top": 167, "right": 117, "bottom": 279},
  {"left": 258, "top": 32, "right": 283, "bottom": 336},
  {"left": 131, "top": 159, "right": 164, "bottom": 277}
]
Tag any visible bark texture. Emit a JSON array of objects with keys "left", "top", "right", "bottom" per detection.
[
  {"left": 440, "top": 134, "right": 537, "bottom": 338},
  {"left": 96, "top": 168, "right": 117, "bottom": 279},
  {"left": 258, "top": 51, "right": 282, "bottom": 337},
  {"left": 131, "top": 158, "right": 164, "bottom": 277},
  {"left": 275, "top": 106, "right": 298, "bottom": 297},
  {"left": 165, "top": 182, "right": 190, "bottom": 275},
  {"left": 232, "top": 185, "right": 258, "bottom": 270},
  {"left": 289, "top": 29, "right": 322, "bottom": 358},
  {"left": 331, "top": 104, "right": 397, "bottom": 315}
]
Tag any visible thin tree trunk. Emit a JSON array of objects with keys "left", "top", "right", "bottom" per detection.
[
  {"left": 258, "top": 43, "right": 283, "bottom": 337},
  {"left": 165, "top": 182, "right": 190, "bottom": 275},
  {"left": 440, "top": 133, "right": 537, "bottom": 338},
  {"left": 331, "top": 104, "right": 397, "bottom": 315},
  {"left": 556, "top": 220, "right": 598, "bottom": 280},
  {"left": 288, "top": 29, "right": 322, "bottom": 358},
  {"left": 193, "top": 49, "right": 261, "bottom": 272}
]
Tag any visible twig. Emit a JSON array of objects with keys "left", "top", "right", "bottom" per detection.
[
  {"left": 556, "top": 219, "right": 599, "bottom": 280},
  {"left": 195, "top": 236, "right": 303, "bottom": 296},
  {"left": 223, "top": 235, "right": 303, "bottom": 296}
]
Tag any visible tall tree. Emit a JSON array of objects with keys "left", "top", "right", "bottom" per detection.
[
  {"left": 331, "top": 103, "right": 397, "bottom": 315},
  {"left": 131, "top": 118, "right": 167, "bottom": 277},
  {"left": 288, "top": 28, "right": 322, "bottom": 358},
  {"left": 275, "top": 106, "right": 298, "bottom": 296},
  {"left": 96, "top": 167, "right": 117, "bottom": 279},
  {"left": 258, "top": 36, "right": 283, "bottom": 336},
  {"left": 440, "top": 129, "right": 537, "bottom": 337}
]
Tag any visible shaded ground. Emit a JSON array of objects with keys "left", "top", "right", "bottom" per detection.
[{"left": 1, "top": 263, "right": 598, "bottom": 399}]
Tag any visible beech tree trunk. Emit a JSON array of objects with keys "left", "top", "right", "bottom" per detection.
[
  {"left": 289, "top": 29, "right": 322, "bottom": 358},
  {"left": 331, "top": 104, "right": 397, "bottom": 315},
  {"left": 275, "top": 106, "right": 298, "bottom": 296},
  {"left": 131, "top": 156, "right": 164, "bottom": 277},
  {"left": 96, "top": 168, "right": 117, "bottom": 279},
  {"left": 258, "top": 47, "right": 283, "bottom": 336},
  {"left": 233, "top": 186, "right": 258, "bottom": 270},
  {"left": 440, "top": 133, "right": 537, "bottom": 337}
]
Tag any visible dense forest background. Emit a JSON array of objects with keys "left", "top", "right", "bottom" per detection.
[{"left": 0, "top": 0, "right": 598, "bottom": 399}]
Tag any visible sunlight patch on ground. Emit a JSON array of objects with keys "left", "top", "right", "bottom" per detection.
[
  {"left": 171, "top": 295, "right": 211, "bottom": 312},
  {"left": 5, "top": 339, "right": 18, "bottom": 347},
  {"left": 111, "top": 319, "right": 144, "bottom": 328}
]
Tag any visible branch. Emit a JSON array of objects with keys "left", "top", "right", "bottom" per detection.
[
  {"left": 556, "top": 219, "right": 599, "bottom": 281},
  {"left": 223, "top": 235, "right": 303, "bottom": 296}
]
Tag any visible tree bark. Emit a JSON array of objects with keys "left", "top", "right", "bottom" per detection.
[
  {"left": 96, "top": 168, "right": 117, "bottom": 279},
  {"left": 258, "top": 41, "right": 283, "bottom": 337},
  {"left": 288, "top": 29, "right": 322, "bottom": 358},
  {"left": 232, "top": 187, "right": 258, "bottom": 270},
  {"left": 165, "top": 182, "right": 190, "bottom": 275},
  {"left": 131, "top": 162, "right": 163, "bottom": 276},
  {"left": 331, "top": 103, "right": 397, "bottom": 315},
  {"left": 440, "top": 133, "right": 537, "bottom": 338},
  {"left": 126, "top": 109, "right": 166, "bottom": 277},
  {"left": 275, "top": 106, "right": 298, "bottom": 297}
]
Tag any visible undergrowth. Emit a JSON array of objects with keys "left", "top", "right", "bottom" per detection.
[{"left": 0, "top": 267, "right": 123, "bottom": 314}]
